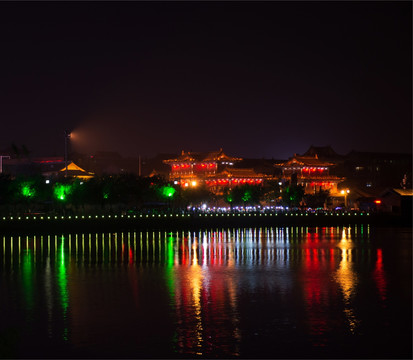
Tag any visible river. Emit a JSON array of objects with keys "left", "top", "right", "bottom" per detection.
[{"left": 0, "top": 225, "right": 411, "bottom": 358}]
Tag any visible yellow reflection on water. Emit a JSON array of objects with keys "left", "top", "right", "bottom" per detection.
[
  {"left": 189, "top": 259, "right": 204, "bottom": 355},
  {"left": 334, "top": 227, "right": 359, "bottom": 334}
]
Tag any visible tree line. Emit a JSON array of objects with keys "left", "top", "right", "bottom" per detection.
[{"left": 0, "top": 173, "right": 330, "bottom": 215}]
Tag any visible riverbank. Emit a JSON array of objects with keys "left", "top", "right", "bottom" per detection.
[{"left": 0, "top": 211, "right": 410, "bottom": 233}]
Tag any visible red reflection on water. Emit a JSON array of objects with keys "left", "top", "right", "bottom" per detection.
[
  {"left": 329, "top": 248, "right": 336, "bottom": 271},
  {"left": 302, "top": 232, "right": 338, "bottom": 347},
  {"left": 374, "top": 249, "right": 387, "bottom": 302},
  {"left": 304, "top": 249, "right": 322, "bottom": 306},
  {"left": 181, "top": 237, "right": 189, "bottom": 265},
  {"left": 129, "top": 248, "right": 133, "bottom": 265}
]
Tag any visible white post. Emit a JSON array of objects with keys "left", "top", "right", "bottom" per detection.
[{"left": 0, "top": 156, "right": 10, "bottom": 174}]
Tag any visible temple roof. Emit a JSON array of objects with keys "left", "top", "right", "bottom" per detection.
[
  {"left": 218, "top": 168, "right": 262, "bottom": 178},
  {"left": 277, "top": 155, "right": 335, "bottom": 167},
  {"left": 202, "top": 148, "right": 242, "bottom": 162},
  {"left": 58, "top": 162, "right": 94, "bottom": 179},
  {"left": 387, "top": 188, "right": 413, "bottom": 197},
  {"left": 163, "top": 149, "right": 242, "bottom": 163}
]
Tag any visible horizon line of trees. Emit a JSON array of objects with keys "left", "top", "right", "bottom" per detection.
[{"left": 0, "top": 173, "right": 330, "bottom": 215}]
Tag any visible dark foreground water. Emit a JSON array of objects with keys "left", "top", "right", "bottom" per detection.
[{"left": 0, "top": 225, "right": 411, "bottom": 359}]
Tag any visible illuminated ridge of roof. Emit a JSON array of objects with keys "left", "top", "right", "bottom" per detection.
[
  {"left": 59, "top": 162, "right": 94, "bottom": 177},
  {"left": 392, "top": 188, "right": 413, "bottom": 196},
  {"left": 219, "top": 168, "right": 262, "bottom": 177},
  {"left": 164, "top": 149, "right": 242, "bottom": 163},
  {"left": 277, "top": 155, "right": 336, "bottom": 167},
  {"left": 202, "top": 148, "right": 242, "bottom": 162}
]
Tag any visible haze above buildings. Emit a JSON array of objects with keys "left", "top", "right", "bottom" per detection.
[{"left": 0, "top": 2, "right": 411, "bottom": 159}]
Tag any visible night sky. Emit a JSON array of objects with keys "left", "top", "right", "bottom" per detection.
[{"left": 0, "top": 1, "right": 411, "bottom": 160}]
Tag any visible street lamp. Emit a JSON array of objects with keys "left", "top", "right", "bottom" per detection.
[
  {"left": 340, "top": 189, "right": 350, "bottom": 208},
  {"left": 64, "top": 130, "right": 71, "bottom": 177}
]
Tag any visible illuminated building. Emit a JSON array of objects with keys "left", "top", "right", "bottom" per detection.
[
  {"left": 57, "top": 161, "right": 94, "bottom": 180},
  {"left": 277, "top": 154, "right": 344, "bottom": 195},
  {"left": 164, "top": 149, "right": 264, "bottom": 194},
  {"left": 40, "top": 160, "right": 94, "bottom": 179},
  {"left": 204, "top": 168, "right": 264, "bottom": 194}
]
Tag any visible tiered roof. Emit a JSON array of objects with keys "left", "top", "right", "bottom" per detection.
[
  {"left": 164, "top": 149, "right": 242, "bottom": 164},
  {"left": 277, "top": 155, "right": 335, "bottom": 168},
  {"left": 58, "top": 162, "right": 94, "bottom": 179},
  {"left": 392, "top": 188, "right": 413, "bottom": 196},
  {"left": 217, "top": 168, "right": 262, "bottom": 178}
]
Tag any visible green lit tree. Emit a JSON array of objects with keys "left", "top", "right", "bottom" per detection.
[
  {"left": 281, "top": 185, "right": 304, "bottom": 208},
  {"left": 53, "top": 182, "right": 74, "bottom": 201},
  {"left": 52, "top": 179, "right": 78, "bottom": 214},
  {"left": 7, "top": 175, "right": 50, "bottom": 213},
  {"left": 224, "top": 184, "right": 261, "bottom": 206}
]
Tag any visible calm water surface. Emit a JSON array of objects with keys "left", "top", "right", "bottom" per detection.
[{"left": 0, "top": 226, "right": 411, "bottom": 359}]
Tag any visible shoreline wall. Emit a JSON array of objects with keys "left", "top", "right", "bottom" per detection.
[{"left": 0, "top": 212, "right": 410, "bottom": 234}]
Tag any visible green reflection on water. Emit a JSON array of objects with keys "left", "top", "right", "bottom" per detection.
[
  {"left": 22, "top": 244, "right": 34, "bottom": 312},
  {"left": 56, "top": 236, "right": 69, "bottom": 341},
  {"left": 166, "top": 233, "right": 175, "bottom": 294},
  {"left": 165, "top": 232, "right": 177, "bottom": 352}
]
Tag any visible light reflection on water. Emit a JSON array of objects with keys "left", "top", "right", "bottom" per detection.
[
  {"left": 0, "top": 225, "right": 411, "bottom": 358},
  {"left": 335, "top": 229, "right": 359, "bottom": 334}
]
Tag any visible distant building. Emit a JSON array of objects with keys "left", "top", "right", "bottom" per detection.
[
  {"left": 295, "top": 145, "right": 412, "bottom": 198},
  {"left": 204, "top": 168, "right": 264, "bottom": 194},
  {"left": 302, "top": 145, "right": 343, "bottom": 161},
  {"left": 338, "top": 151, "right": 412, "bottom": 191},
  {"left": 1, "top": 157, "right": 95, "bottom": 180},
  {"left": 235, "top": 157, "right": 283, "bottom": 177},
  {"left": 71, "top": 151, "right": 140, "bottom": 176},
  {"left": 276, "top": 154, "right": 345, "bottom": 195},
  {"left": 32, "top": 157, "right": 66, "bottom": 175},
  {"left": 57, "top": 162, "right": 94, "bottom": 180},
  {"left": 163, "top": 149, "right": 264, "bottom": 194},
  {"left": 142, "top": 153, "right": 177, "bottom": 178},
  {"left": 379, "top": 188, "right": 413, "bottom": 217},
  {"left": 34, "top": 158, "right": 94, "bottom": 179},
  {"left": 2, "top": 157, "right": 66, "bottom": 177}
]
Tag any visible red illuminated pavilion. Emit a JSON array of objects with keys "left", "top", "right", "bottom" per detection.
[
  {"left": 163, "top": 149, "right": 264, "bottom": 194},
  {"left": 277, "top": 154, "right": 344, "bottom": 195}
]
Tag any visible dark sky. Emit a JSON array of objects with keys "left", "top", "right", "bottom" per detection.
[{"left": 0, "top": 1, "right": 411, "bottom": 159}]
